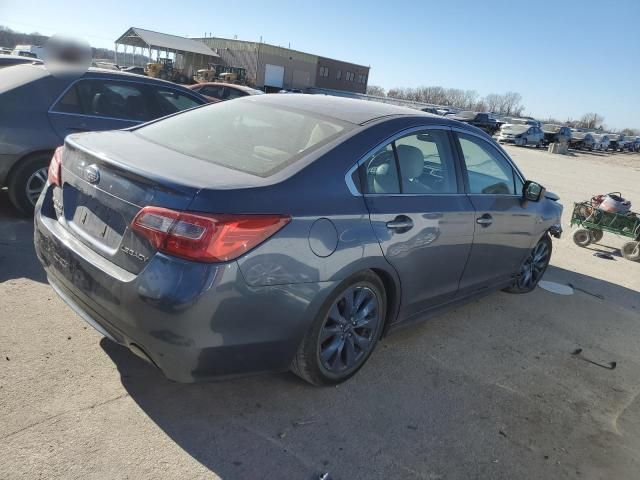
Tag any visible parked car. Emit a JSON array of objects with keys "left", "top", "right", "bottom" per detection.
[
  {"left": 91, "top": 60, "right": 120, "bottom": 71},
  {"left": 11, "top": 44, "right": 44, "bottom": 58},
  {"left": 446, "top": 111, "right": 500, "bottom": 135},
  {"left": 569, "top": 130, "right": 596, "bottom": 150},
  {"left": 592, "top": 134, "right": 610, "bottom": 151},
  {"left": 542, "top": 124, "right": 572, "bottom": 145},
  {"left": 0, "top": 54, "right": 43, "bottom": 68},
  {"left": 121, "top": 66, "right": 146, "bottom": 76},
  {"left": 188, "top": 82, "right": 265, "bottom": 103},
  {"left": 503, "top": 117, "right": 541, "bottom": 128},
  {"left": 0, "top": 64, "right": 208, "bottom": 214},
  {"left": 0, "top": 47, "right": 12, "bottom": 55},
  {"left": 498, "top": 124, "right": 545, "bottom": 147},
  {"left": 278, "top": 88, "right": 304, "bottom": 94},
  {"left": 34, "top": 94, "right": 562, "bottom": 386}
]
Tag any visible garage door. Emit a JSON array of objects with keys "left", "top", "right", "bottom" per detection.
[{"left": 264, "top": 64, "right": 285, "bottom": 88}]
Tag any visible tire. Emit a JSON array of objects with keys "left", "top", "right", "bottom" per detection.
[
  {"left": 504, "top": 235, "right": 552, "bottom": 293},
  {"left": 589, "top": 229, "right": 604, "bottom": 243},
  {"left": 621, "top": 241, "right": 640, "bottom": 262},
  {"left": 7, "top": 152, "right": 52, "bottom": 216},
  {"left": 291, "top": 270, "right": 386, "bottom": 386},
  {"left": 573, "top": 228, "right": 592, "bottom": 247},
  {"left": 536, "top": 140, "right": 542, "bottom": 149},
  {"left": 521, "top": 138, "right": 528, "bottom": 147}
]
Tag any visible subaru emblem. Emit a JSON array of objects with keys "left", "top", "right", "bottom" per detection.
[{"left": 84, "top": 164, "right": 100, "bottom": 184}]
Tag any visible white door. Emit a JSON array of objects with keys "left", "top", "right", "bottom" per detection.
[{"left": 264, "top": 64, "right": 285, "bottom": 88}]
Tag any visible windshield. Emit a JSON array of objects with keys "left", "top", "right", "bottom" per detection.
[{"left": 135, "top": 98, "right": 352, "bottom": 177}]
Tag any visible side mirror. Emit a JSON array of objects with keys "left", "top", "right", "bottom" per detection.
[{"left": 523, "top": 180, "right": 545, "bottom": 202}]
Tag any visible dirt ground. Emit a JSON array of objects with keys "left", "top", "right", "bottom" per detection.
[{"left": 1, "top": 146, "right": 639, "bottom": 480}]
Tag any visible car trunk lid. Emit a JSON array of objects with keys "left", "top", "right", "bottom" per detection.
[{"left": 57, "top": 131, "right": 216, "bottom": 274}]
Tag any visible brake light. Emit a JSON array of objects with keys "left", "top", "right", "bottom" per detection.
[
  {"left": 131, "top": 206, "right": 290, "bottom": 262},
  {"left": 48, "top": 146, "right": 63, "bottom": 187}
]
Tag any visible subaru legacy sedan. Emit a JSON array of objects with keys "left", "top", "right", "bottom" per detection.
[
  {"left": 0, "top": 64, "right": 207, "bottom": 215},
  {"left": 34, "top": 95, "right": 562, "bottom": 386}
]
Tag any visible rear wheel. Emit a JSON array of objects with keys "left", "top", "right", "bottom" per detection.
[
  {"left": 504, "top": 235, "right": 552, "bottom": 293},
  {"left": 621, "top": 241, "right": 640, "bottom": 261},
  {"left": 573, "top": 228, "right": 592, "bottom": 247},
  {"left": 589, "top": 229, "right": 604, "bottom": 243},
  {"left": 7, "top": 153, "right": 51, "bottom": 216},
  {"left": 521, "top": 138, "right": 528, "bottom": 147},
  {"left": 291, "top": 271, "right": 386, "bottom": 386}
]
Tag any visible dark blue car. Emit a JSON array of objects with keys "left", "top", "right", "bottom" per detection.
[
  {"left": 34, "top": 94, "right": 562, "bottom": 385},
  {"left": 0, "top": 64, "right": 207, "bottom": 214}
]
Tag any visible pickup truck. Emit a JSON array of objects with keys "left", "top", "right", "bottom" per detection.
[{"left": 446, "top": 111, "right": 501, "bottom": 135}]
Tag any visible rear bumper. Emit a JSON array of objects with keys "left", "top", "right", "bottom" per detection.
[{"left": 34, "top": 194, "right": 336, "bottom": 382}]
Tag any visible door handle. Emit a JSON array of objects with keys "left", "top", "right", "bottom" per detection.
[
  {"left": 476, "top": 214, "right": 493, "bottom": 226},
  {"left": 386, "top": 216, "right": 413, "bottom": 232}
]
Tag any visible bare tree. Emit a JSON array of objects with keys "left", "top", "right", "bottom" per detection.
[
  {"left": 366, "top": 85, "right": 386, "bottom": 97},
  {"left": 578, "top": 113, "right": 605, "bottom": 129}
]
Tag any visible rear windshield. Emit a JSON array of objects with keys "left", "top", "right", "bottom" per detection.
[{"left": 134, "top": 98, "right": 352, "bottom": 177}]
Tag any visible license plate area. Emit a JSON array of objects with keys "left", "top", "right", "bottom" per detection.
[{"left": 63, "top": 186, "right": 126, "bottom": 250}]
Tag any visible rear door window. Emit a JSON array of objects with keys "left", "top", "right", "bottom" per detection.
[{"left": 54, "top": 79, "right": 156, "bottom": 122}]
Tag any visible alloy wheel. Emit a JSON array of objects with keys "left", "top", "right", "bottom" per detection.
[
  {"left": 25, "top": 167, "right": 48, "bottom": 206},
  {"left": 318, "top": 285, "right": 380, "bottom": 374},
  {"left": 517, "top": 240, "right": 550, "bottom": 289}
]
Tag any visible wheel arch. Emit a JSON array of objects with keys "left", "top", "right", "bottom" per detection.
[
  {"left": 5, "top": 148, "right": 55, "bottom": 188},
  {"left": 369, "top": 266, "right": 401, "bottom": 337}
]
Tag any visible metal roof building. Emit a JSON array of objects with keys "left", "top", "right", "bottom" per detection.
[{"left": 114, "top": 27, "right": 219, "bottom": 77}]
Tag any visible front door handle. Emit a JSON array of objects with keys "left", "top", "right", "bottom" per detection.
[
  {"left": 476, "top": 214, "right": 493, "bottom": 226},
  {"left": 386, "top": 216, "right": 413, "bottom": 232}
]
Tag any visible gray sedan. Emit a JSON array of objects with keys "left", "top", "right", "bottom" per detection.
[
  {"left": 34, "top": 94, "right": 562, "bottom": 385},
  {"left": 0, "top": 64, "right": 207, "bottom": 214}
]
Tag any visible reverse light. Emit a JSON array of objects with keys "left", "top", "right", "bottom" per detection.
[
  {"left": 48, "top": 146, "right": 64, "bottom": 187},
  {"left": 131, "top": 206, "right": 290, "bottom": 262}
]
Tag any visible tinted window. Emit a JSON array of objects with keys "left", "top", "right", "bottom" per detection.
[
  {"left": 225, "top": 88, "right": 246, "bottom": 100},
  {"left": 394, "top": 130, "right": 457, "bottom": 193},
  {"left": 457, "top": 133, "right": 515, "bottom": 195},
  {"left": 361, "top": 144, "right": 400, "bottom": 194},
  {"left": 152, "top": 88, "right": 201, "bottom": 115},
  {"left": 135, "top": 99, "right": 351, "bottom": 177},
  {"left": 199, "top": 86, "right": 223, "bottom": 98},
  {"left": 63, "top": 79, "right": 155, "bottom": 121},
  {"left": 52, "top": 85, "right": 82, "bottom": 113}
]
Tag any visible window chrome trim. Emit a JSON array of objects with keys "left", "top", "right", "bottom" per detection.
[
  {"left": 450, "top": 126, "right": 526, "bottom": 185},
  {"left": 344, "top": 124, "right": 453, "bottom": 197},
  {"left": 47, "top": 76, "right": 203, "bottom": 123}
]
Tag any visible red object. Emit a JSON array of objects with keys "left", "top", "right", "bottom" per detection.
[
  {"left": 131, "top": 206, "right": 290, "bottom": 262},
  {"left": 48, "top": 146, "right": 63, "bottom": 187}
]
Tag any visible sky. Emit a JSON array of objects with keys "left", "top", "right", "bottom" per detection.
[{"left": 2, "top": 0, "right": 639, "bottom": 129}]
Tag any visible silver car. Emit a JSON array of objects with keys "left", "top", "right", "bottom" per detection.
[{"left": 498, "top": 124, "right": 545, "bottom": 147}]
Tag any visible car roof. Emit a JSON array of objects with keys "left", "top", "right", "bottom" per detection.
[
  {"left": 191, "top": 82, "right": 257, "bottom": 92},
  {"left": 247, "top": 93, "right": 432, "bottom": 125}
]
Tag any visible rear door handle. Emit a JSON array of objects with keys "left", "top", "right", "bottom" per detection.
[
  {"left": 386, "top": 216, "right": 413, "bottom": 232},
  {"left": 476, "top": 214, "right": 493, "bottom": 226}
]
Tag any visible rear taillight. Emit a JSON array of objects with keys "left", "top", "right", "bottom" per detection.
[
  {"left": 48, "top": 146, "right": 63, "bottom": 187},
  {"left": 131, "top": 206, "right": 290, "bottom": 263}
]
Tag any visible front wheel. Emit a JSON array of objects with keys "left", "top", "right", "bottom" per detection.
[
  {"left": 291, "top": 271, "right": 386, "bottom": 386},
  {"left": 621, "top": 241, "right": 640, "bottom": 262},
  {"left": 504, "top": 236, "right": 552, "bottom": 293},
  {"left": 573, "top": 229, "right": 592, "bottom": 247}
]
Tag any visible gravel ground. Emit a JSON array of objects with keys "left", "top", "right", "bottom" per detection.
[{"left": 1, "top": 146, "right": 639, "bottom": 480}]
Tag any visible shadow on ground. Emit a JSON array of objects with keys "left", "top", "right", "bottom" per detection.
[
  {"left": 0, "top": 190, "right": 46, "bottom": 284},
  {"left": 101, "top": 265, "right": 640, "bottom": 479}
]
